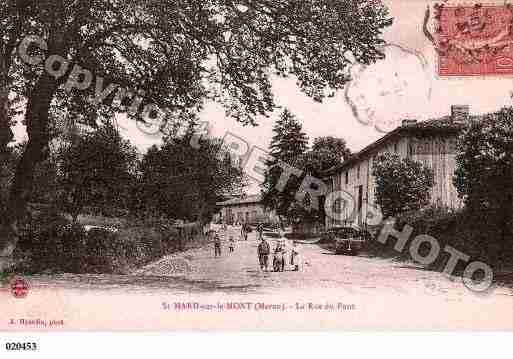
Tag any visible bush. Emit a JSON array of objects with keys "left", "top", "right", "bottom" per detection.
[
  {"left": 17, "top": 210, "right": 126, "bottom": 274},
  {"left": 454, "top": 108, "right": 513, "bottom": 264},
  {"left": 84, "top": 228, "right": 125, "bottom": 274},
  {"left": 368, "top": 206, "right": 513, "bottom": 272},
  {"left": 17, "top": 212, "right": 87, "bottom": 274},
  {"left": 116, "top": 226, "right": 164, "bottom": 266},
  {"left": 14, "top": 209, "right": 209, "bottom": 274},
  {"left": 372, "top": 153, "right": 434, "bottom": 218}
]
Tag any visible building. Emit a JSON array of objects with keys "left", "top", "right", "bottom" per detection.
[
  {"left": 215, "top": 194, "right": 277, "bottom": 225},
  {"left": 323, "top": 105, "right": 474, "bottom": 229}
]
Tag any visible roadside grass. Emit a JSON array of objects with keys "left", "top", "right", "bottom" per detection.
[
  {"left": 10, "top": 208, "right": 208, "bottom": 275},
  {"left": 0, "top": 269, "right": 10, "bottom": 284},
  {"left": 366, "top": 206, "right": 513, "bottom": 283}
]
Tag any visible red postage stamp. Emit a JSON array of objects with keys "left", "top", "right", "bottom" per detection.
[{"left": 429, "top": 3, "right": 513, "bottom": 76}]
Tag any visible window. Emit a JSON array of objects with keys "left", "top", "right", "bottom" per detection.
[
  {"left": 394, "top": 143, "right": 398, "bottom": 153},
  {"left": 357, "top": 165, "right": 360, "bottom": 179},
  {"left": 345, "top": 171, "right": 349, "bottom": 185}
]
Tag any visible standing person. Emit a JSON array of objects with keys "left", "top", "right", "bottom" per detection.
[
  {"left": 257, "top": 237, "right": 270, "bottom": 271},
  {"left": 241, "top": 223, "right": 248, "bottom": 241},
  {"left": 203, "top": 222, "right": 211, "bottom": 237},
  {"left": 273, "top": 241, "right": 285, "bottom": 272},
  {"left": 229, "top": 236, "right": 235, "bottom": 253},
  {"left": 257, "top": 223, "right": 264, "bottom": 240},
  {"left": 213, "top": 232, "right": 222, "bottom": 257},
  {"left": 290, "top": 241, "right": 301, "bottom": 271}
]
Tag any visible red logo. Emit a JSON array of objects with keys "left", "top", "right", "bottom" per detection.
[{"left": 10, "top": 277, "right": 30, "bottom": 298}]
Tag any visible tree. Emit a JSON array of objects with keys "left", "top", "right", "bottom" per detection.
[
  {"left": 453, "top": 108, "right": 513, "bottom": 253},
  {"left": 283, "top": 136, "right": 351, "bottom": 228},
  {"left": 305, "top": 136, "right": 351, "bottom": 174},
  {"left": 261, "top": 114, "right": 352, "bottom": 229},
  {"left": 138, "top": 130, "right": 244, "bottom": 222},
  {"left": 269, "top": 109, "right": 310, "bottom": 164},
  {"left": 261, "top": 109, "right": 309, "bottom": 224},
  {"left": 0, "top": 0, "right": 392, "bottom": 260},
  {"left": 57, "top": 121, "right": 137, "bottom": 221},
  {"left": 372, "top": 153, "right": 434, "bottom": 218}
]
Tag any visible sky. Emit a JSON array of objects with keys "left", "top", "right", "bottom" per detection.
[{"left": 12, "top": 0, "right": 513, "bottom": 194}]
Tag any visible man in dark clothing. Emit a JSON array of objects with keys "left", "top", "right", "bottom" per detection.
[
  {"left": 241, "top": 223, "right": 249, "bottom": 241},
  {"left": 214, "top": 233, "right": 222, "bottom": 257},
  {"left": 256, "top": 223, "right": 264, "bottom": 240},
  {"left": 257, "top": 238, "right": 270, "bottom": 271},
  {"left": 273, "top": 241, "right": 285, "bottom": 272}
]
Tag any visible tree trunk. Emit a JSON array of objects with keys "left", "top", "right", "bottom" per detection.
[
  {"left": 0, "top": 35, "right": 15, "bottom": 154},
  {"left": 0, "top": 87, "right": 13, "bottom": 151},
  {"left": 0, "top": 56, "right": 14, "bottom": 176},
  {"left": 0, "top": 73, "right": 58, "bottom": 268},
  {"left": 0, "top": 11, "right": 64, "bottom": 271},
  {"left": 0, "top": 54, "right": 15, "bottom": 271}
]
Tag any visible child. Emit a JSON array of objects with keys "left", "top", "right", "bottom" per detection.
[
  {"left": 290, "top": 241, "right": 301, "bottom": 271},
  {"left": 229, "top": 236, "right": 235, "bottom": 253}
]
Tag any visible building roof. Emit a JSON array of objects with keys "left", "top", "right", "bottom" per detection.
[
  {"left": 216, "top": 194, "right": 262, "bottom": 206},
  {"left": 322, "top": 114, "right": 480, "bottom": 177}
]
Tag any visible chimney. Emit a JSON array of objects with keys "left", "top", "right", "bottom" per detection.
[
  {"left": 451, "top": 105, "right": 469, "bottom": 123},
  {"left": 402, "top": 119, "right": 417, "bottom": 127}
]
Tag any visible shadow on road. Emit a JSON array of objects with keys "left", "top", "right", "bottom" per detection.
[
  {"left": 31, "top": 273, "right": 262, "bottom": 294},
  {"left": 396, "top": 264, "right": 432, "bottom": 271}
]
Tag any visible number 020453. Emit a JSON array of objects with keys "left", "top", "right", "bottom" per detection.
[{"left": 5, "top": 342, "right": 38, "bottom": 351}]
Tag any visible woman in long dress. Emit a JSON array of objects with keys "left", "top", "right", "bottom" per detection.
[{"left": 290, "top": 241, "right": 301, "bottom": 271}]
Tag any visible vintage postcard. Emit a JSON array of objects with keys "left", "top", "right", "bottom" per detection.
[{"left": 1, "top": 0, "right": 513, "bottom": 337}]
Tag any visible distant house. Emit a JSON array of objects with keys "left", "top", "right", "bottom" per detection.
[
  {"left": 323, "top": 105, "right": 475, "bottom": 229},
  {"left": 215, "top": 194, "right": 277, "bottom": 224}
]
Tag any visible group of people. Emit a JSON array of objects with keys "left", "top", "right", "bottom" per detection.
[
  {"left": 211, "top": 230, "right": 234, "bottom": 257},
  {"left": 211, "top": 222, "right": 250, "bottom": 257},
  {"left": 257, "top": 232, "right": 301, "bottom": 272},
  {"left": 210, "top": 223, "right": 302, "bottom": 272}
]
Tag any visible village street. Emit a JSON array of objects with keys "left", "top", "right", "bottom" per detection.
[{"left": 2, "top": 226, "right": 513, "bottom": 330}]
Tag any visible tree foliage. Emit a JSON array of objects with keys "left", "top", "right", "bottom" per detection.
[
  {"left": 0, "top": 0, "right": 392, "bottom": 255},
  {"left": 57, "top": 121, "right": 138, "bottom": 220},
  {"left": 453, "top": 108, "right": 513, "bottom": 244},
  {"left": 261, "top": 108, "right": 351, "bottom": 226},
  {"left": 286, "top": 136, "right": 351, "bottom": 225},
  {"left": 372, "top": 153, "right": 434, "bottom": 218},
  {"left": 304, "top": 136, "right": 351, "bottom": 174},
  {"left": 137, "top": 130, "right": 244, "bottom": 222},
  {"left": 261, "top": 109, "right": 308, "bottom": 219}
]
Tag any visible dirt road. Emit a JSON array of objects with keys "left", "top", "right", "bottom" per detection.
[{"left": 2, "top": 226, "right": 513, "bottom": 330}]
